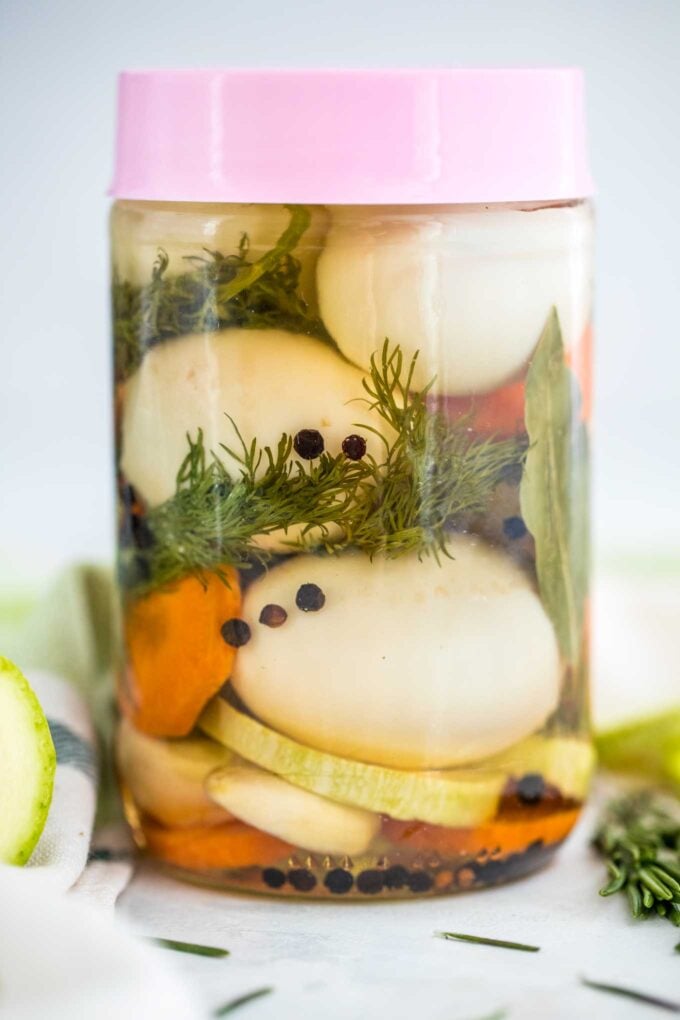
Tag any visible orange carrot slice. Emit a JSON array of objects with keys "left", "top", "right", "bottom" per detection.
[
  {"left": 385, "top": 808, "right": 580, "bottom": 858},
  {"left": 143, "top": 819, "right": 292, "bottom": 870},
  {"left": 122, "top": 568, "right": 241, "bottom": 737},
  {"left": 439, "top": 377, "right": 526, "bottom": 438}
]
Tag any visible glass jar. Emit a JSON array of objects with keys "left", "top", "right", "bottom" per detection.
[{"left": 111, "top": 69, "right": 595, "bottom": 898}]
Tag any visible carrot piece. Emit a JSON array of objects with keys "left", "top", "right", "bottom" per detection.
[
  {"left": 566, "top": 322, "right": 593, "bottom": 422},
  {"left": 384, "top": 809, "right": 580, "bottom": 858},
  {"left": 121, "top": 568, "right": 242, "bottom": 737},
  {"left": 143, "top": 820, "right": 292, "bottom": 870},
  {"left": 439, "top": 377, "right": 526, "bottom": 438}
]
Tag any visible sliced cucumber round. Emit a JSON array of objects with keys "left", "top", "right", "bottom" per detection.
[
  {"left": 482, "top": 735, "right": 595, "bottom": 800},
  {"left": 0, "top": 657, "right": 56, "bottom": 865},
  {"left": 206, "top": 764, "right": 380, "bottom": 856},
  {"left": 116, "top": 719, "right": 236, "bottom": 828},
  {"left": 200, "top": 698, "right": 505, "bottom": 827}
]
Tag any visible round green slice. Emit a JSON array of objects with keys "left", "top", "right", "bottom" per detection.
[
  {"left": 482, "top": 735, "right": 595, "bottom": 800},
  {"left": 0, "top": 657, "right": 56, "bottom": 865},
  {"left": 200, "top": 698, "right": 505, "bottom": 827}
]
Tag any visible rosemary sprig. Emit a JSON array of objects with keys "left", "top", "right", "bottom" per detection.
[
  {"left": 436, "top": 931, "right": 540, "bottom": 953},
  {"left": 213, "top": 987, "right": 274, "bottom": 1016},
  {"left": 120, "top": 341, "right": 523, "bottom": 595},
  {"left": 581, "top": 976, "right": 680, "bottom": 1013},
  {"left": 593, "top": 791, "right": 680, "bottom": 928},
  {"left": 146, "top": 936, "right": 230, "bottom": 958},
  {"left": 113, "top": 204, "right": 332, "bottom": 382}
]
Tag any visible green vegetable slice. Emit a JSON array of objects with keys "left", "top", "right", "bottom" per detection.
[
  {"left": 482, "top": 735, "right": 595, "bottom": 800},
  {"left": 200, "top": 698, "right": 505, "bottom": 827},
  {"left": 0, "top": 656, "right": 56, "bottom": 865},
  {"left": 596, "top": 708, "right": 680, "bottom": 787}
]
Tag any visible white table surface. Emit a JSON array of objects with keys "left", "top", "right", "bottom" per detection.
[{"left": 117, "top": 783, "right": 680, "bottom": 1020}]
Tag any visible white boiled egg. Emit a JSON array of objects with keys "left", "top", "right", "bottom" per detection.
[
  {"left": 120, "top": 330, "right": 389, "bottom": 552},
  {"left": 232, "top": 535, "right": 561, "bottom": 769},
  {"left": 317, "top": 203, "right": 593, "bottom": 396}
]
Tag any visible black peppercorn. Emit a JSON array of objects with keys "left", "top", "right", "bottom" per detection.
[
  {"left": 383, "top": 865, "right": 409, "bottom": 890},
  {"left": 262, "top": 867, "right": 286, "bottom": 889},
  {"left": 288, "top": 868, "right": 317, "bottom": 892},
  {"left": 407, "top": 871, "right": 434, "bottom": 893},
  {"left": 220, "top": 618, "right": 251, "bottom": 648},
  {"left": 119, "top": 482, "right": 138, "bottom": 510},
  {"left": 295, "top": 583, "right": 326, "bottom": 612},
  {"left": 341, "top": 434, "right": 367, "bottom": 461},
  {"left": 356, "top": 870, "right": 384, "bottom": 895},
  {"left": 259, "top": 604, "right": 288, "bottom": 628},
  {"left": 324, "top": 868, "right": 354, "bottom": 895},
  {"left": 293, "top": 429, "right": 325, "bottom": 460},
  {"left": 499, "top": 461, "right": 524, "bottom": 486},
  {"left": 503, "top": 515, "right": 528, "bottom": 540},
  {"left": 517, "top": 772, "right": 546, "bottom": 805},
  {"left": 130, "top": 513, "right": 154, "bottom": 550}
]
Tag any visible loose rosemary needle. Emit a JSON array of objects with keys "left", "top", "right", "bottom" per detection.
[
  {"left": 436, "top": 932, "right": 540, "bottom": 953},
  {"left": 213, "top": 987, "right": 274, "bottom": 1016},
  {"left": 146, "top": 937, "right": 229, "bottom": 958},
  {"left": 581, "top": 976, "right": 680, "bottom": 1014}
]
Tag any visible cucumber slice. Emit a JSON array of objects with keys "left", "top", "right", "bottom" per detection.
[
  {"left": 200, "top": 698, "right": 504, "bottom": 827},
  {"left": 206, "top": 764, "right": 380, "bottom": 856},
  {"left": 0, "top": 657, "right": 56, "bottom": 865},
  {"left": 596, "top": 709, "right": 680, "bottom": 787},
  {"left": 482, "top": 735, "right": 595, "bottom": 800},
  {"left": 116, "top": 719, "right": 236, "bottom": 828}
]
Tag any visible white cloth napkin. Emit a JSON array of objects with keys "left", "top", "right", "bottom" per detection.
[
  {"left": 0, "top": 865, "right": 202, "bottom": 1020},
  {"left": 26, "top": 668, "right": 132, "bottom": 905}
]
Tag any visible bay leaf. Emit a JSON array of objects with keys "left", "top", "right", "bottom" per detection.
[{"left": 520, "top": 308, "right": 590, "bottom": 666}]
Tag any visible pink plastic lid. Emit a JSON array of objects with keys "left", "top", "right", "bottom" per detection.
[{"left": 111, "top": 68, "right": 593, "bottom": 205}]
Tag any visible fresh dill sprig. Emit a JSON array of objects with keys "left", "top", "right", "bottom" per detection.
[
  {"left": 120, "top": 341, "right": 524, "bottom": 596},
  {"left": 593, "top": 790, "right": 680, "bottom": 929},
  {"left": 343, "top": 344, "right": 524, "bottom": 560},
  {"left": 113, "top": 204, "right": 333, "bottom": 382}
]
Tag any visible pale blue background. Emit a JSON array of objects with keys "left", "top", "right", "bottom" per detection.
[{"left": 1, "top": 0, "right": 679, "bottom": 587}]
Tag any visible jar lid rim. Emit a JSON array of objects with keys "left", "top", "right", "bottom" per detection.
[{"left": 110, "top": 68, "right": 594, "bottom": 204}]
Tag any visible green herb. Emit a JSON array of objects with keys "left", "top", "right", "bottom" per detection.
[
  {"left": 146, "top": 937, "right": 229, "bottom": 958},
  {"left": 520, "top": 309, "right": 589, "bottom": 669},
  {"left": 213, "top": 987, "right": 273, "bottom": 1016},
  {"left": 121, "top": 341, "right": 523, "bottom": 595},
  {"left": 581, "top": 976, "right": 680, "bottom": 1013},
  {"left": 593, "top": 791, "right": 680, "bottom": 929},
  {"left": 113, "top": 204, "right": 333, "bottom": 382},
  {"left": 436, "top": 931, "right": 540, "bottom": 953}
]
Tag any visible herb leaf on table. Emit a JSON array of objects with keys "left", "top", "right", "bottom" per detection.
[
  {"left": 213, "top": 987, "right": 273, "bottom": 1016},
  {"left": 593, "top": 790, "right": 680, "bottom": 928},
  {"left": 436, "top": 931, "right": 540, "bottom": 952},
  {"left": 147, "top": 937, "right": 230, "bottom": 958}
]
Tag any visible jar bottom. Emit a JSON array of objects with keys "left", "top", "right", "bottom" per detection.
[{"left": 125, "top": 801, "right": 579, "bottom": 900}]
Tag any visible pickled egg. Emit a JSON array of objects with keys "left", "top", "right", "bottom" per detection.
[
  {"left": 232, "top": 535, "right": 561, "bottom": 768},
  {"left": 120, "top": 329, "right": 389, "bottom": 523},
  {"left": 317, "top": 204, "right": 593, "bottom": 395}
]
